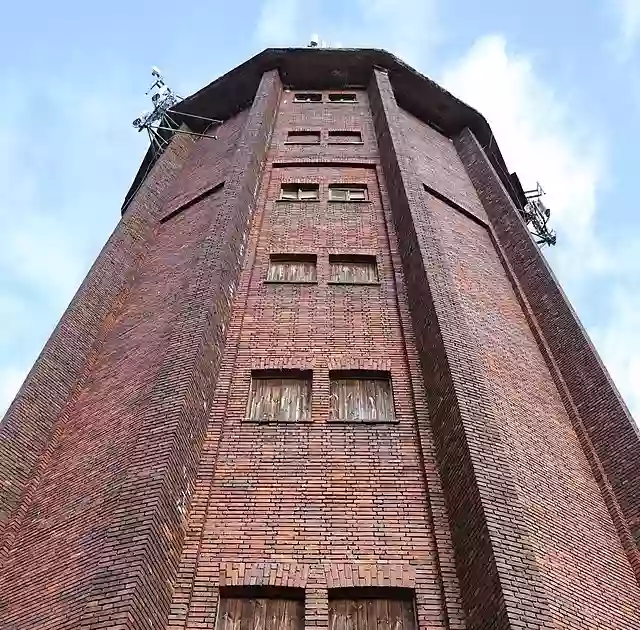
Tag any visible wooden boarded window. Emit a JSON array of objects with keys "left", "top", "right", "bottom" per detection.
[
  {"left": 329, "top": 255, "right": 378, "bottom": 284},
  {"left": 328, "top": 185, "right": 368, "bottom": 202},
  {"left": 329, "top": 371, "right": 395, "bottom": 423},
  {"left": 287, "top": 130, "right": 321, "bottom": 144},
  {"left": 267, "top": 254, "right": 317, "bottom": 283},
  {"left": 217, "top": 588, "right": 304, "bottom": 630},
  {"left": 247, "top": 370, "right": 312, "bottom": 422},
  {"left": 329, "top": 589, "right": 416, "bottom": 630},
  {"left": 328, "top": 93, "right": 357, "bottom": 102},
  {"left": 280, "top": 183, "right": 320, "bottom": 201},
  {"left": 328, "top": 130, "right": 363, "bottom": 144},
  {"left": 294, "top": 93, "right": 322, "bottom": 102}
]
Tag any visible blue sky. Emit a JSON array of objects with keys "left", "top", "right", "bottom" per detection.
[{"left": 1, "top": 0, "right": 639, "bottom": 421}]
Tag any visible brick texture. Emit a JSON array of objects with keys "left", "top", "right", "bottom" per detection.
[
  {"left": 1, "top": 57, "right": 638, "bottom": 630},
  {"left": 167, "top": 87, "right": 458, "bottom": 630},
  {"left": 455, "top": 129, "right": 640, "bottom": 568},
  {"left": 369, "top": 68, "right": 550, "bottom": 630},
  {"left": 0, "top": 129, "right": 192, "bottom": 550},
  {"left": 369, "top": 66, "right": 640, "bottom": 629},
  {"left": 428, "top": 196, "right": 640, "bottom": 627},
  {"left": 0, "top": 70, "right": 279, "bottom": 629}
]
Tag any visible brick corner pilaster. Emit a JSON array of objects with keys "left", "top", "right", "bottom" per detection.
[
  {"left": 368, "top": 68, "right": 555, "bottom": 630},
  {"left": 454, "top": 127, "right": 640, "bottom": 577}
]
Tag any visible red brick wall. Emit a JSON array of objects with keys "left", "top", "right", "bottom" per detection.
[
  {"left": 429, "top": 196, "right": 640, "bottom": 628},
  {"left": 168, "top": 89, "right": 462, "bottom": 630},
  {"left": 397, "top": 109, "right": 487, "bottom": 224},
  {"left": 164, "top": 110, "right": 249, "bottom": 212},
  {"left": 2, "top": 62, "right": 638, "bottom": 630},
  {"left": 370, "top": 67, "right": 640, "bottom": 629},
  {"left": 0, "top": 129, "right": 192, "bottom": 550},
  {"left": 0, "top": 66, "right": 280, "bottom": 629},
  {"left": 455, "top": 128, "right": 640, "bottom": 566}
]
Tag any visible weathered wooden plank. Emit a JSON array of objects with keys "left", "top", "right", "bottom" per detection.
[
  {"left": 329, "top": 260, "right": 377, "bottom": 283},
  {"left": 247, "top": 377, "right": 311, "bottom": 422},
  {"left": 267, "top": 260, "right": 317, "bottom": 282},
  {"left": 329, "top": 598, "right": 415, "bottom": 630},
  {"left": 329, "top": 378, "right": 394, "bottom": 422},
  {"left": 218, "top": 597, "right": 303, "bottom": 630}
]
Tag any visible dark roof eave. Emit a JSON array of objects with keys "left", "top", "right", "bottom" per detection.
[{"left": 121, "top": 48, "right": 519, "bottom": 213}]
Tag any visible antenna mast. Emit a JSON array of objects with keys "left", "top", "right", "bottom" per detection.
[
  {"left": 520, "top": 182, "right": 557, "bottom": 246},
  {"left": 132, "top": 67, "right": 221, "bottom": 154}
]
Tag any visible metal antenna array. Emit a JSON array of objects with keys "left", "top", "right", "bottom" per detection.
[
  {"left": 132, "top": 67, "right": 221, "bottom": 154},
  {"left": 520, "top": 182, "right": 556, "bottom": 246}
]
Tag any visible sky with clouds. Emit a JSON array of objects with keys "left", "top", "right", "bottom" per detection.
[{"left": 1, "top": 0, "right": 639, "bottom": 422}]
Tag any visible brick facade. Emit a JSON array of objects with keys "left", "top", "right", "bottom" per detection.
[{"left": 0, "top": 51, "right": 638, "bottom": 630}]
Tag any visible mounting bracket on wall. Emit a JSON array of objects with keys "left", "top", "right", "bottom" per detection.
[
  {"left": 520, "top": 182, "right": 556, "bottom": 247},
  {"left": 132, "top": 67, "right": 221, "bottom": 155}
]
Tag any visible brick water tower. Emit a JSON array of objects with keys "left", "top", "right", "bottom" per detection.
[{"left": 1, "top": 48, "right": 639, "bottom": 630}]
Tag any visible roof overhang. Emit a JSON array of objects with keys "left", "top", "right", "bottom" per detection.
[{"left": 122, "top": 48, "right": 527, "bottom": 212}]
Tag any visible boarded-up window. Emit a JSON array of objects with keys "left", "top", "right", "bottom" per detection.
[
  {"left": 247, "top": 370, "right": 312, "bottom": 422},
  {"left": 329, "top": 255, "right": 378, "bottom": 284},
  {"left": 267, "top": 254, "right": 317, "bottom": 282},
  {"left": 294, "top": 93, "right": 322, "bottom": 102},
  {"left": 328, "top": 93, "right": 357, "bottom": 102},
  {"left": 329, "top": 590, "right": 416, "bottom": 630},
  {"left": 217, "top": 589, "right": 304, "bottom": 630},
  {"left": 329, "top": 371, "right": 395, "bottom": 423},
  {"left": 287, "top": 130, "right": 321, "bottom": 144},
  {"left": 329, "top": 185, "right": 368, "bottom": 201},
  {"left": 280, "top": 183, "right": 320, "bottom": 201},
  {"left": 328, "top": 130, "right": 363, "bottom": 144}
]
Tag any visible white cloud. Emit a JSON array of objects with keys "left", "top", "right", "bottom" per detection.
[
  {"left": 0, "top": 67, "right": 145, "bottom": 419},
  {"left": 0, "top": 367, "right": 28, "bottom": 417},
  {"left": 441, "top": 35, "right": 638, "bottom": 421},
  {"left": 612, "top": 0, "right": 640, "bottom": 57},
  {"left": 255, "top": 0, "right": 302, "bottom": 46},
  {"left": 591, "top": 289, "right": 640, "bottom": 417},
  {"left": 442, "top": 36, "right": 607, "bottom": 281},
  {"left": 357, "top": 0, "right": 439, "bottom": 68}
]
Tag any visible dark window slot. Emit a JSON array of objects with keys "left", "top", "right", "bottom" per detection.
[
  {"left": 280, "top": 183, "right": 320, "bottom": 201},
  {"left": 293, "top": 93, "right": 322, "bottom": 102},
  {"left": 328, "top": 93, "right": 357, "bottom": 102},
  {"left": 287, "top": 130, "right": 321, "bottom": 144},
  {"left": 328, "top": 130, "right": 363, "bottom": 144}
]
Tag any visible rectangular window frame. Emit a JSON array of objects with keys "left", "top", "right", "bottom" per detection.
[
  {"left": 328, "top": 184, "right": 369, "bottom": 202},
  {"left": 329, "top": 370, "right": 396, "bottom": 424},
  {"left": 328, "top": 588, "right": 417, "bottom": 630},
  {"left": 328, "top": 130, "right": 363, "bottom": 145},
  {"left": 266, "top": 254, "right": 318, "bottom": 284},
  {"left": 246, "top": 369, "right": 312, "bottom": 424},
  {"left": 328, "top": 93, "right": 358, "bottom": 103},
  {"left": 279, "top": 183, "right": 320, "bottom": 201},
  {"left": 329, "top": 254, "right": 379, "bottom": 285},
  {"left": 286, "top": 130, "right": 321, "bottom": 145},
  {"left": 217, "top": 587, "right": 305, "bottom": 630},
  {"left": 293, "top": 92, "right": 322, "bottom": 102}
]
